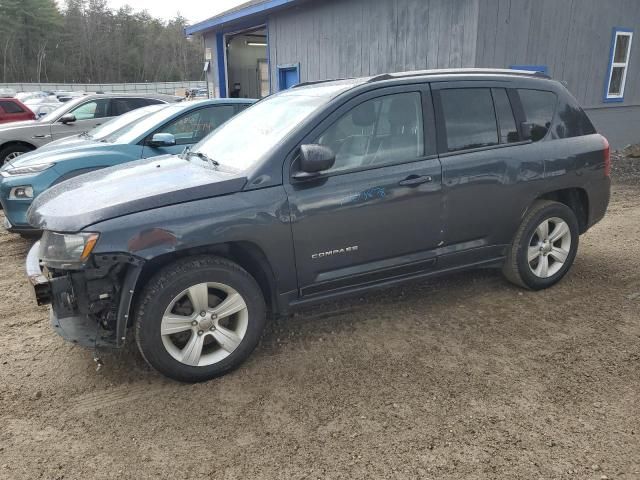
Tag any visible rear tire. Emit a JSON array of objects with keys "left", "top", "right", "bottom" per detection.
[
  {"left": 135, "top": 255, "right": 266, "bottom": 382},
  {"left": 503, "top": 200, "right": 579, "bottom": 290},
  {"left": 0, "top": 144, "right": 34, "bottom": 165}
]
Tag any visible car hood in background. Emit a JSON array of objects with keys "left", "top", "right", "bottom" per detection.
[
  {"left": 3, "top": 140, "right": 133, "bottom": 169},
  {"left": 27, "top": 155, "right": 247, "bottom": 232}
]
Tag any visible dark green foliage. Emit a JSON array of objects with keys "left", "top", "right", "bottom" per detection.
[{"left": 0, "top": 0, "right": 204, "bottom": 82}]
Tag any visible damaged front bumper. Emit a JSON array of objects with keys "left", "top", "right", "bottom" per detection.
[{"left": 26, "top": 241, "right": 144, "bottom": 349}]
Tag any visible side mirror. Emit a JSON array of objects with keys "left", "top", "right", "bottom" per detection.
[
  {"left": 293, "top": 144, "right": 335, "bottom": 180},
  {"left": 59, "top": 113, "right": 76, "bottom": 124},
  {"left": 148, "top": 133, "right": 176, "bottom": 148}
]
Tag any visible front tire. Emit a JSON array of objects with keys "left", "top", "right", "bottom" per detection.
[
  {"left": 0, "top": 144, "right": 34, "bottom": 164},
  {"left": 503, "top": 200, "right": 579, "bottom": 290},
  {"left": 135, "top": 256, "right": 266, "bottom": 382}
]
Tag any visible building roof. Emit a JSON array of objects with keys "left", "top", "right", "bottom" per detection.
[{"left": 185, "top": 0, "right": 300, "bottom": 36}]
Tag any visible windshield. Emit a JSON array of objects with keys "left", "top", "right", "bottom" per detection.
[
  {"left": 192, "top": 92, "right": 334, "bottom": 171},
  {"left": 102, "top": 103, "right": 192, "bottom": 144},
  {"left": 88, "top": 105, "right": 164, "bottom": 141}
]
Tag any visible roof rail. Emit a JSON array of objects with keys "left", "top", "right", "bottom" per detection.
[{"left": 367, "top": 68, "right": 551, "bottom": 83}]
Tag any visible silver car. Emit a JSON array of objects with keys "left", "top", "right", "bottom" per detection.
[{"left": 0, "top": 93, "right": 179, "bottom": 163}]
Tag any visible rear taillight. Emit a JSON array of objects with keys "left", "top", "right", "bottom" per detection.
[{"left": 603, "top": 136, "right": 611, "bottom": 177}]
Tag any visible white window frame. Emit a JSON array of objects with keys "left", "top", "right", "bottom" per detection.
[{"left": 605, "top": 29, "right": 633, "bottom": 101}]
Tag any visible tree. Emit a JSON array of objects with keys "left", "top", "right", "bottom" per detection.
[{"left": 0, "top": 0, "right": 204, "bottom": 83}]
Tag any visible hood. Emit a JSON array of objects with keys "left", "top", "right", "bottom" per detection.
[
  {"left": 28, "top": 155, "right": 247, "bottom": 232},
  {"left": 2, "top": 140, "right": 126, "bottom": 170}
]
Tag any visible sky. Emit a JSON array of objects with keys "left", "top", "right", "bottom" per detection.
[{"left": 100, "top": 0, "right": 247, "bottom": 24}]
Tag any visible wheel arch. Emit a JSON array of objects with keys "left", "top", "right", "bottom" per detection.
[
  {"left": 134, "top": 241, "right": 279, "bottom": 318},
  {"left": 536, "top": 187, "right": 589, "bottom": 234},
  {"left": 0, "top": 140, "right": 37, "bottom": 153}
]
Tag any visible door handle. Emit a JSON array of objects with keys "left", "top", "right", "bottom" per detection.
[{"left": 398, "top": 175, "right": 433, "bottom": 186}]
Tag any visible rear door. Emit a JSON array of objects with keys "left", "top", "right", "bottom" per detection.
[
  {"left": 431, "top": 81, "right": 543, "bottom": 255},
  {"left": 284, "top": 84, "right": 443, "bottom": 295},
  {"left": 141, "top": 104, "right": 238, "bottom": 158}
]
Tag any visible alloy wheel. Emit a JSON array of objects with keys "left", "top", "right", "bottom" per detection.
[
  {"left": 527, "top": 217, "right": 572, "bottom": 278},
  {"left": 4, "top": 151, "right": 23, "bottom": 163},
  {"left": 160, "top": 282, "right": 249, "bottom": 367}
]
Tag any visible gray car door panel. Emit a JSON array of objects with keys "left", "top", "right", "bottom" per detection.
[{"left": 284, "top": 84, "right": 443, "bottom": 293}]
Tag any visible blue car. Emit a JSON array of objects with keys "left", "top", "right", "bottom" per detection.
[{"left": 0, "top": 98, "right": 255, "bottom": 233}]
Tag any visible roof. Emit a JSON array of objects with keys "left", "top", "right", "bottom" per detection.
[{"left": 185, "top": 0, "right": 300, "bottom": 36}]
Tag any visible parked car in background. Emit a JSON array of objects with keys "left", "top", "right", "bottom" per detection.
[
  {"left": 0, "top": 92, "right": 179, "bottom": 163},
  {"left": 1, "top": 98, "right": 254, "bottom": 233},
  {"left": 24, "top": 69, "right": 610, "bottom": 382},
  {"left": 0, "top": 98, "right": 36, "bottom": 124},
  {"left": 15, "top": 91, "right": 58, "bottom": 104},
  {"left": 27, "top": 102, "right": 61, "bottom": 119}
]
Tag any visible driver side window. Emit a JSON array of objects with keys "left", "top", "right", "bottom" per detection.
[
  {"left": 70, "top": 99, "right": 110, "bottom": 120},
  {"left": 316, "top": 92, "right": 424, "bottom": 174},
  {"left": 154, "top": 106, "right": 236, "bottom": 146}
]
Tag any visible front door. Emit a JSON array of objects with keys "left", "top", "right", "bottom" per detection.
[
  {"left": 50, "top": 98, "right": 111, "bottom": 140},
  {"left": 285, "top": 85, "right": 443, "bottom": 295}
]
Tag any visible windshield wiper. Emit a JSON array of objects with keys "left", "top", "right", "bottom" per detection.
[{"left": 184, "top": 150, "right": 219, "bottom": 170}]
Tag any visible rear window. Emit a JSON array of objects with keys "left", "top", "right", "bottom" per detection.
[
  {"left": 440, "top": 88, "right": 498, "bottom": 152},
  {"left": 518, "top": 89, "right": 557, "bottom": 141},
  {"left": 0, "top": 100, "right": 24, "bottom": 114}
]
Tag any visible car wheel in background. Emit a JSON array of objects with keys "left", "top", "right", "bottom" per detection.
[
  {"left": 135, "top": 255, "right": 266, "bottom": 382},
  {"left": 503, "top": 200, "right": 579, "bottom": 290},
  {"left": 0, "top": 144, "right": 34, "bottom": 164}
]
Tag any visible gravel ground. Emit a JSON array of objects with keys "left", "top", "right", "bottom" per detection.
[{"left": 0, "top": 180, "right": 639, "bottom": 479}]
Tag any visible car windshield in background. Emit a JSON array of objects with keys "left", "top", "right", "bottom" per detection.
[
  {"left": 102, "top": 104, "right": 191, "bottom": 144},
  {"left": 89, "top": 104, "right": 165, "bottom": 141},
  {"left": 191, "top": 87, "right": 346, "bottom": 171}
]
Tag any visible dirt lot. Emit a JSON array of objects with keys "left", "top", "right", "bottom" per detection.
[{"left": 1, "top": 178, "right": 639, "bottom": 479}]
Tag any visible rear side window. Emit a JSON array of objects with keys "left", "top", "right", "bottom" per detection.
[
  {"left": 0, "top": 100, "right": 24, "bottom": 114},
  {"left": 553, "top": 98, "right": 597, "bottom": 139},
  {"left": 111, "top": 98, "right": 156, "bottom": 116},
  {"left": 518, "top": 89, "right": 557, "bottom": 141},
  {"left": 440, "top": 88, "right": 498, "bottom": 152}
]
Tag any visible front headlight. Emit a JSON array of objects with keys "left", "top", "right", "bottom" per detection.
[
  {"left": 1, "top": 163, "right": 54, "bottom": 177},
  {"left": 9, "top": 185, "right": 33, "bottom": 199},
  {"left": 39, "top": 231, "right": 100, "bottom": 269}
]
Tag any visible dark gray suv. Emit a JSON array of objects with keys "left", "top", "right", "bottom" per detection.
[{"left": 26, "top": 69, "right": 610, "bottom": 382}]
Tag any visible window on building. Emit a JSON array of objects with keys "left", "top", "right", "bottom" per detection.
[
  {"left": 440, "top": 88, "right": 498, "bottom": 152},
  {"left": 518, "top": 89, "right": 557, "bottom": 142},
  {"left": 605, "top": 29, "right": 633, "bottom": 101},
  {"left": 316, "top": 92, "right": 424, "bottom": 173},
  {"left": 491, "top": 88, "right": 519, "bottom": 143}
]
